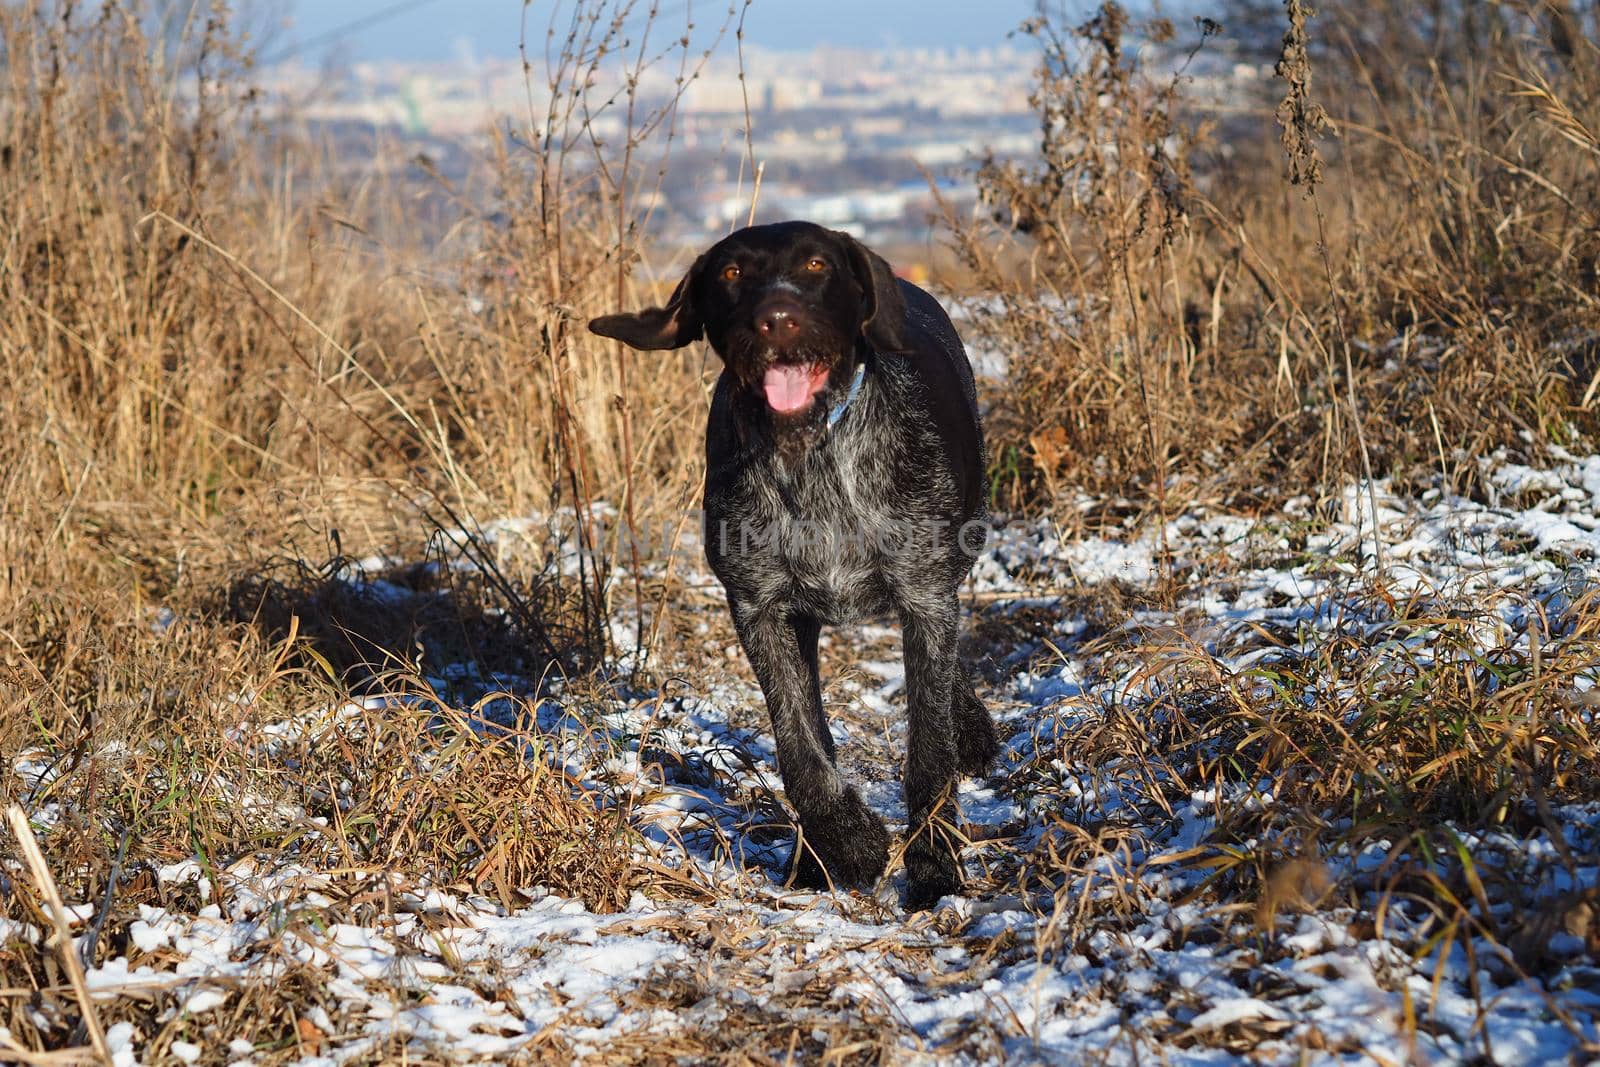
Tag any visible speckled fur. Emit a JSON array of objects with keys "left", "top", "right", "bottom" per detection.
[{"left": 591, "top": 222, "right": 998, "bottom": 908}]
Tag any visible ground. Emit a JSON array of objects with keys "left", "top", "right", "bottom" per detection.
[{"left": 6, "top": 448, "right": 1600, "bottom": 1065}]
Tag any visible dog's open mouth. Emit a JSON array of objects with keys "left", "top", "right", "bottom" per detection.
[{"left": 761, "top": 362, "right": 830, "bottom": 414}]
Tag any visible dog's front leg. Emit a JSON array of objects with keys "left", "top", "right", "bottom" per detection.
[
  {"left": 897, "top": 595, "right": 963, "bottom": 910},
  {"left": 731, "top": 601, "right": 889, "bottom": 890}
]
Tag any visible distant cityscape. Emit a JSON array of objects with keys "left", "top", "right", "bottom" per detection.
[{"left": 259, "top": 38, "right": 1269, "bottom": 256}]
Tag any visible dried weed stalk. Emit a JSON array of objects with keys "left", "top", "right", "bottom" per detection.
[{"left": 1274, "top": 0, "right": 1384, "bottom": 570}]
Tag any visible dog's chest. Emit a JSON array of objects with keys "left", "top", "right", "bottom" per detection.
[{"left": 720, "top": 432, "right": 901, "bottom": 620}]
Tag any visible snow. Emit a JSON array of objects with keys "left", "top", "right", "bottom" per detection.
[{"left": 6, "top": 446, "right": 1600, "bottom": 1063}]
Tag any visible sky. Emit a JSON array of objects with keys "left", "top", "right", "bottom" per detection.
[{"left": 272, "top": 1, "right": 1044, "bottom": 64}]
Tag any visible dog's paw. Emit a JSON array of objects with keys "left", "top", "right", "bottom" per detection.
[
  {"left": 954, "top": 686, "right": 1000, "bottom": 776},
  {"left": 903, "top": 811, "right": 964, "bottom": 911},
  {"left": 784, "top": 788, "right": 890, "bottom": 890},
  {"left": 784, "top": 842, "right": 830, "bottom": 890},
  {"left": 903, "top": 855, "right": 961, "bottom": 911}
]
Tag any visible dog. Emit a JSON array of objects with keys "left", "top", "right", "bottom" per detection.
[{"left": 590, "top": 220, "right": 998, "bottom": 909}]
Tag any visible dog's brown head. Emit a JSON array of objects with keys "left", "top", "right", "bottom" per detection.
[{"left": 589, "top": 221, "right": 906, "bottom": 420}]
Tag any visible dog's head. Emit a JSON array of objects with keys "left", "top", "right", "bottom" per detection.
[{"left": 589, "top": 221, "right": 906, "bottom": 421}]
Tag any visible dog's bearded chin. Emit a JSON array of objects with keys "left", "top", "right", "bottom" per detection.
[{"left": 761, "top": 362, "right": 831, "bottom": 414}]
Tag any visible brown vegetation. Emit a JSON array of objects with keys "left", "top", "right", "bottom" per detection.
[
  {"left": 2, "top": 0, "right": 1599, "bottom": 1061},
  {"left": 0, "top": 3, "right": 714, "bottom": 1054},
  {"left": 954, "top": 0, "right": 1600, "bottom": 516}
]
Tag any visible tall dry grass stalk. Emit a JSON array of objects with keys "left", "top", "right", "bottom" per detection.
[{"left": 1273, "top": 0, "right": 1384, "bottom": 569}]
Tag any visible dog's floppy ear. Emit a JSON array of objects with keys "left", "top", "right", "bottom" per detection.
[
  {"left": 588, "top": 253, "right": 707, "bottom": 351},
  {"left": 840, "top": 233, "right": 908, "bottom": 353}
]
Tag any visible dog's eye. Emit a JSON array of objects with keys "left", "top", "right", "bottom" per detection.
[
  {"left": 804, "top": 257, "right": 827, "bottom": 273},
  {"left": 720, "top": 264, "right": 741, "bottom": 283}
]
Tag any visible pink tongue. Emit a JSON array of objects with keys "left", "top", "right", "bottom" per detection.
[{"left": 762, "top": 363, "right": 827, "bottom": 413}]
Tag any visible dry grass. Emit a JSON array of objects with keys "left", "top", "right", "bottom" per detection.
[
  {"left": 953, "top": 1, "right": 1600, "bottom": 515},
  {"left": 994, "top": 579, "right": 1600, "bottom": 989},
  {"left": 956, "top": 5, "right": 1600, "bottom": 988},
  {"left": 3, "top": 0, "right": 1600, "bottom": 1061},
  {"left": 0, "top": 3, "right": 719, "bottom": 1058}
]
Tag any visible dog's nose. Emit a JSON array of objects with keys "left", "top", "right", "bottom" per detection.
[{"left": 754, "top": 297, "right": 804, "bottom": 342}]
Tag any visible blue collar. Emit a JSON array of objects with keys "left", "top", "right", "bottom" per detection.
[{"left": 825, "top": 361, "right": 867, "bottom": 431}]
